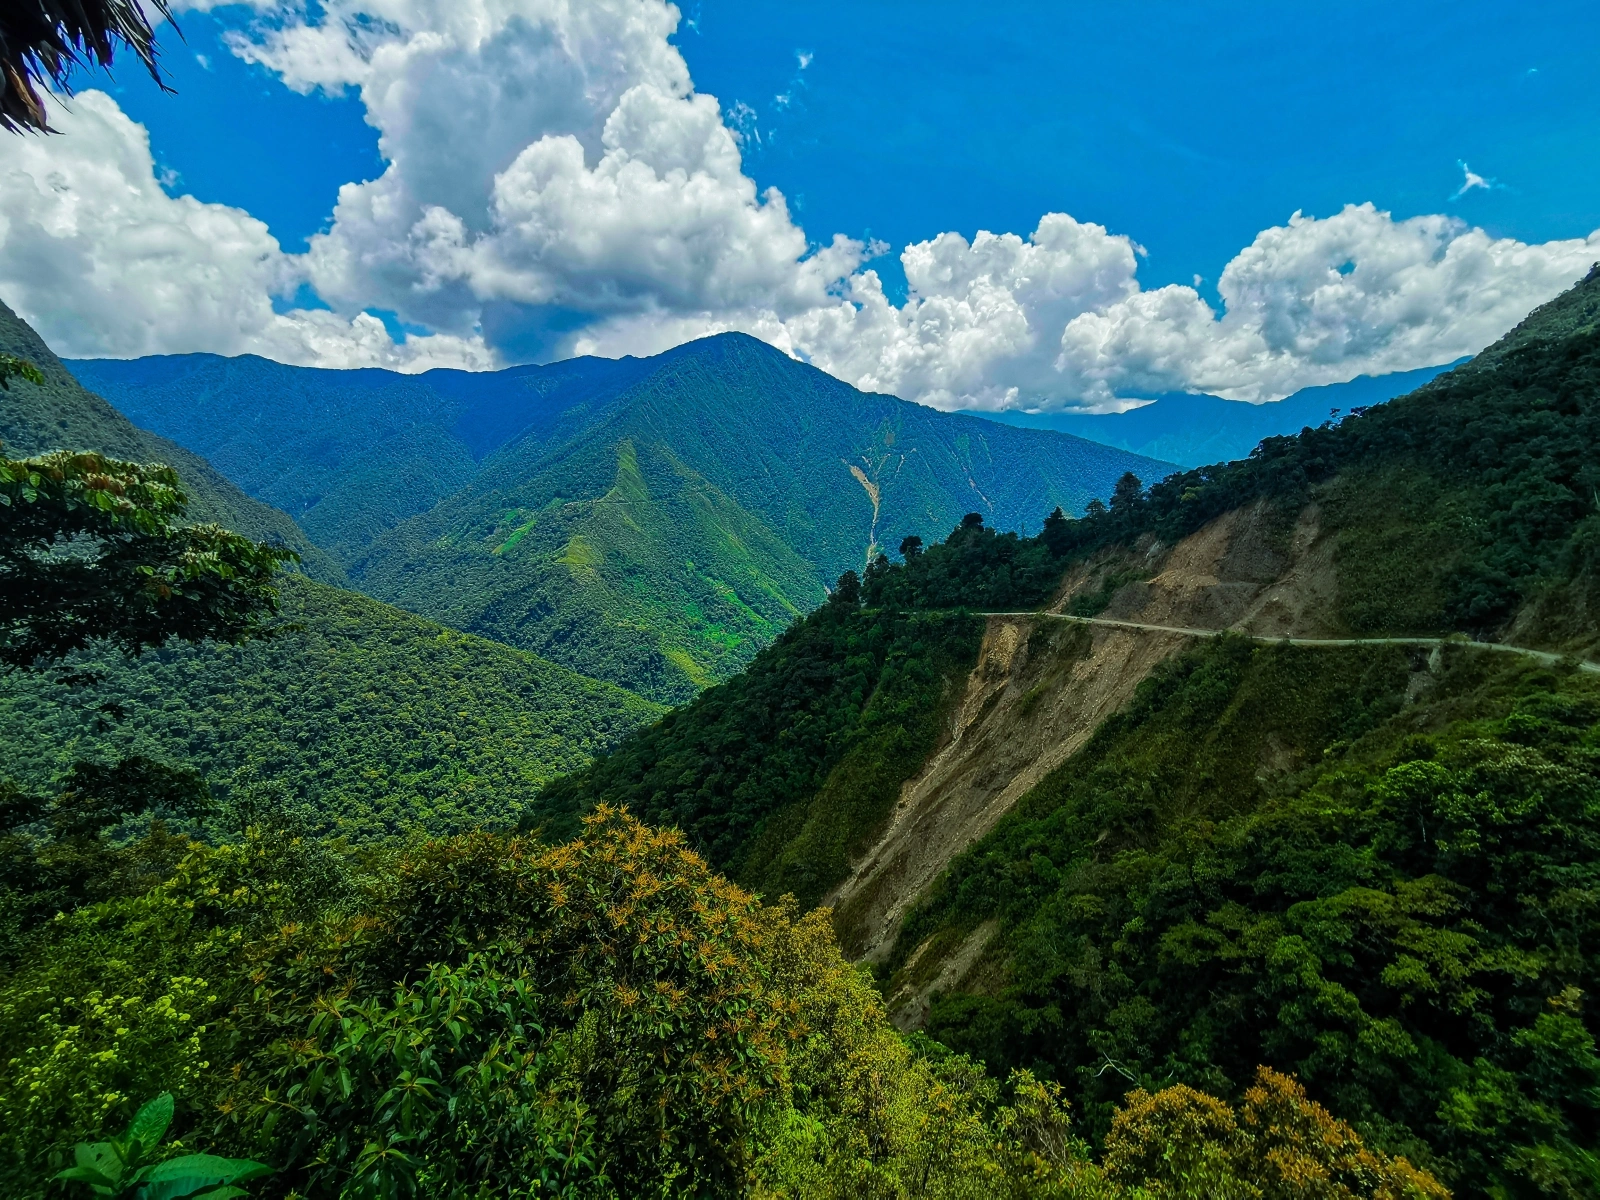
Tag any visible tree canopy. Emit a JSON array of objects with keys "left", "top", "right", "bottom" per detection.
[{"left": 1, "top": 445, "right": 292, "bottom": 669}]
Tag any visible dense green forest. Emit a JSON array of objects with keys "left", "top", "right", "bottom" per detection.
[
  {"left": 7, "top": 268, "right": 1600, "bottom": 1195},
  {"left": 529, "top": 582, "right": 985, "bottom": 909},
  {"left": 1, "top": 804, "right": 1446, "bottom": 1198},
  {"left": 68, "top": 351, "right": 654, "bottom": 565},
  {"left": 523, "top": 269, "right": 1600, "bottom": 1196},
  {"left": 0, "top": 575, "right": 660, "bottom": 842},
  {"left": 900, "top": 637, "right": 1600, "bottom": 1196}
]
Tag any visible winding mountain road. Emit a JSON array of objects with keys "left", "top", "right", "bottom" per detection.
[{"left": 976, "top": 612, "right": 1600, "bottom": 675}]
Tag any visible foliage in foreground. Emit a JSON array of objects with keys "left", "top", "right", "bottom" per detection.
[
  {"left": 0, "top": 446, "right": 293, "bottom": 669},
  {"left": 55, "top": 1091, "right": 270, "bottom": 1199},
  {"left": 0, "top": 807, "right": 1445, "bottom": 1198}
]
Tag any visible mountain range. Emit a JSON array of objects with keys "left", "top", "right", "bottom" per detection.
[
  {"left": 0, "top": 299, "right": 342, "bottom": 585},
  {"left": 6, "top": 253, "right": 1600, "bottom": 1194},
  {"left": 969, "top": 360, "right": 1463, "bottom": 467},
  {"left": 71, "top": 334, "right": 1172, "bottom": 701},
  {"left": 531, "top": 265, "right": 1600, "bottom": 1192},
  {"left": 0, "top": 300, "right": 660, "bottom": 835}
]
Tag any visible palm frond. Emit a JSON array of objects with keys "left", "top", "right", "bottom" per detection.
[{"left": 0, "top": 0, "right": 178, "bottom": 134}]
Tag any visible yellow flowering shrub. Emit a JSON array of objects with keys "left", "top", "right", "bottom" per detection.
[
  {"left": 0, "top": 975, "right": 214, "bottom": 1183},
  {"left": 1103, "top": 1068, "right": 1450, "bottom": 1200}
]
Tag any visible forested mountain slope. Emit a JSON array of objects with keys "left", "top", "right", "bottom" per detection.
[
  {"left": 0, "top": 300, "right": 343, "bottom": 585},
  {"left": 542, "top": 265, "right": 1600, "bottom": 1196},
  {"left": 352, "top": 334, "right": 1170, "bottom": 702},
  {"left": 0, "top": 575, "right": 659, "bottom": 841},
  {"left": 68, "top": 351, "right": 656, "bottom": 564},
  {"left": 1, "top": 300, "right": 661, "bottom": 839},
  {"left": 75, "top": 333, "right": 1170, "bottom": 702}
]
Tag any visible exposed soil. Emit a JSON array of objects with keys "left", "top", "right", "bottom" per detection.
[{"left": 829, "top": 499, "right": 1347, "bottom": 991}]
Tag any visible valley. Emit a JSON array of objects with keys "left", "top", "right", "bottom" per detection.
[
  {"left": 4, "top": 265, "right": 1599, "bottom": 1196},
  {"left": 528, "top": 265, "right": 1600, "bottom": 1193},
  {"left": 74, "top": 332, "right": 1171, "bottom": 701},
  {"left": 4, "top": 3, "right": 1595, "bottom": 1196}
]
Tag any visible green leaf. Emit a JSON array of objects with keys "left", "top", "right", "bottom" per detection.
[
  {"left": 135, "top": 1154, "right": 272, "bottom": 1200},
  {"left": 54, "top": 1164, "right": 118, "bottom": 1188},
  {"left": 127, "top": 1092, "right": 175, "bottom": 1151}
]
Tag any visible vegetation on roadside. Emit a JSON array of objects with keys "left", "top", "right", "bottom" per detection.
[
  {"left": 897, "top": 634, "right": 1600, "bottom": 1197},
  {"left": 1036, "top": 266, "right": 1600, "bottom": 641},
  {"left": 0, "top": 805, "right": 1446, "bottom": 1198},
  {"left": 528, "top": 580, "right": 984, "bottom": 910}
]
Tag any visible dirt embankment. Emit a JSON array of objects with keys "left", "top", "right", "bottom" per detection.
[{"left": 826, "top": 501, "right": 1342, "bottom": 1017}]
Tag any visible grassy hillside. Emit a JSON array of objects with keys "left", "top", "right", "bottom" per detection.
[
  {"left": 0, "top": 574, "right": 661, "bottom": 841},
  {"left": 353, "top": 434, "right": 823, "bottom": 703},
  {"left": 0, "top": 300, "right": 343, "bottom": 585}
]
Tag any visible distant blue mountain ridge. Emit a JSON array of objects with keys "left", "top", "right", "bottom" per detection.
[{"left": 966, "top": 360, "right": 1466, "bottom": 469}]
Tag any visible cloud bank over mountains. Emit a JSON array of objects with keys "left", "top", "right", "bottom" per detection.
[{"left": 2, "top": 0, "right": 1596, "bottom": 408}]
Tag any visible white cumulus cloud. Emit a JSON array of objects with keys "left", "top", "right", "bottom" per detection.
[
  {"left": 792, "top": 204, "right": 1600, "bottom": 409},
  {"left": 1, "top": 0, "right": 1596, "bottom": 402},
  {"left": 217, "top": 0, "right": 860, "bottom": 357},
  {"left": 0, "top": 90, "right": 487, "bottom": 368}
]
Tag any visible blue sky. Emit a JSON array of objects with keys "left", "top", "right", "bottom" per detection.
[
  {"left": 93, "top": 1, "right": 1600, "bottom": 294},
  {"left": 14, "top": 0, "right": 1600, "bottom": 409}
]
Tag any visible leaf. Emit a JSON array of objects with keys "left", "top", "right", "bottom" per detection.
[
  {"left": 127, "top": 1091, "right": 175, "bottom": 1150},
  {"left": 54, "top": 1164, "right": 118, "bottom": 1188},
  {"left": 136, "top": 1154, "right": 273, "bottom": 1200}
]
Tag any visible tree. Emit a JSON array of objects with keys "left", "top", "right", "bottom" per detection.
[
  {"left": 0, "top": 355, "right": 44, "bottom": 390},
  {"left": 1, "top": 0, "right": 175, "bottom": 133},
  {"left": 831, "top": 569, "right": 862, "bottom": 606},
  {"left": 1041, "top": 506, "right": 1071, "bottom": 557},
  {"left": 1109, "top": 471, "right": 1144, "bottom": 516},
  {"left": 1, "top": 756, "right": 211, "bottom": 946},
  {"left": 1, "top": 446, "right": 293, "bottom": 669},
  {"left": 899, "top": 534, "right": 924, "bottom": 560}
]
